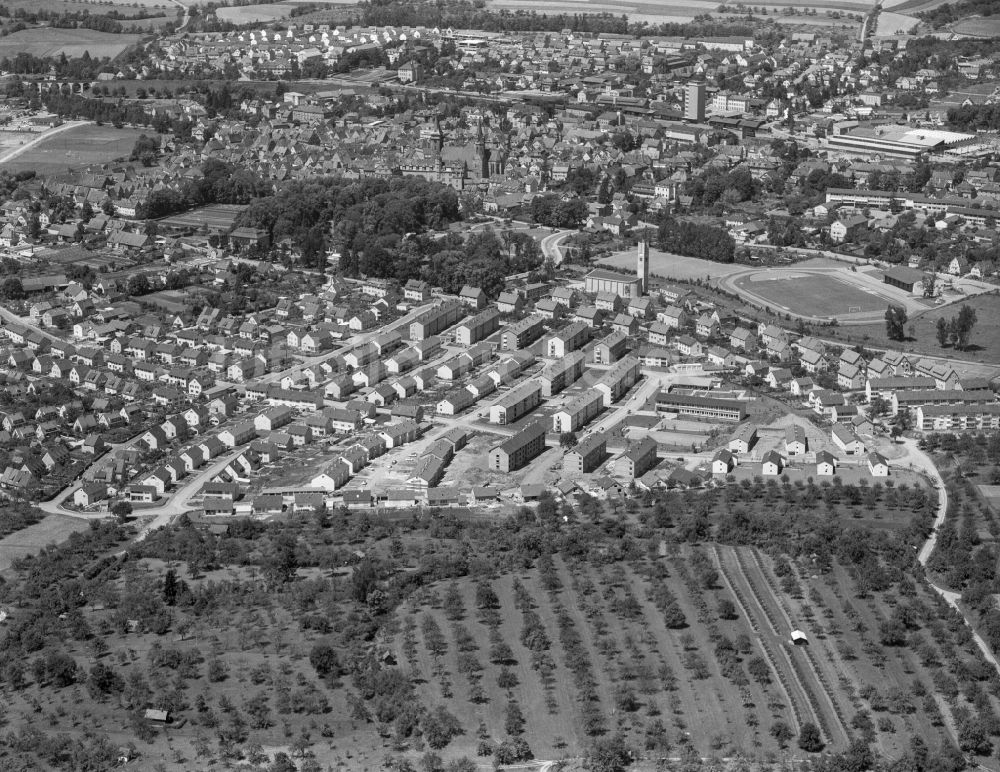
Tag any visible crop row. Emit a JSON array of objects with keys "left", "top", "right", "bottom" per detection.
[
  {"left": 749, "top": 550, "right": 851, "bottom": 743},
  {"left": 731, "top": 548, "right": 832, "bottom": 742},
  {"left": 713, "top": 546, "right": 804, "bottom": 733}
]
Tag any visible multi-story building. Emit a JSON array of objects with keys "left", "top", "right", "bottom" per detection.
[
  {"left": 489, "top": 380, "right": 542, "bottom": 424},
  {"left": 552, "top": 388, "right": 603, "bottom": 433},
  {"left": 489, "top": 420, "right": 547, "bottom": 472},
  {"left": 563, "top": 432, "right": 607, "bottom": 474}
]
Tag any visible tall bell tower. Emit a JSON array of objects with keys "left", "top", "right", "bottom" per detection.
[{"left": 637, "top": 239, "right": 649, "bottom": 296}]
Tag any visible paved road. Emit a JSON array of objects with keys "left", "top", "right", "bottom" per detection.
[
  {"left": 905, "top": 438, "right": 1000, "bottom": 672},
  {"left": 170, "top": 0, "right": 189, "bottom": 29},
  {"left": 540, "top": 229, "right": 574, "bottom": 266},
  {"left": 0, "top": 121, "right": 87, "bottom": 166},
  {"left": 133, "top": 447, "right": 245, "bottom": 540},
  {"left": 0, "top": 304, "right": 62, "bottom": 344}
]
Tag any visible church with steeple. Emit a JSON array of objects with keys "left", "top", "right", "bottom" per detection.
[{"left": 398, "top": 114, "right": 506, "bottom": 191}]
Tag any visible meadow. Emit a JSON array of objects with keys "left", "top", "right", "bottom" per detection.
[
  {"left": 1, "top": 123, "right": 145, "bottom": 174},
  {"left": 820, "top": 291, "right": 1000, "bottom": 366},
  {"left": 0, "top": 513, "right": 86, "bottom": 571}
]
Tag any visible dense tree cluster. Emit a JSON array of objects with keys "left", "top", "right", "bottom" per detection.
[
  {"left": 934, "top": 304, "right": 978, "bottom": 349},
  {"left": 139, "top": 159, "right": 272, "bottom": 219},
  {"left": 526, "top": 193, "right": 588, "bottom": 228},
  {"left": 656, "top": 215, "right": 736, "bottom": 263}
]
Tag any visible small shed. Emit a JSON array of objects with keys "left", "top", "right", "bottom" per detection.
[{"left": 790, "top": 630, "right": 808, "bottom": 646}]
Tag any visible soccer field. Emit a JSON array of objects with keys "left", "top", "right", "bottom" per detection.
[{"left": 734, "top": 272, "right": 890, "bottom": 317}]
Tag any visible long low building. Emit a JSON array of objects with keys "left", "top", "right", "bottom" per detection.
[
  {"left": 655, "top": 391, "right": 747, "bottom": 421},
  {"left": 891, "top": 388, "right": 995, "bottom": 415},
  {"left": 915, "top": 404, "right": 1000, "bottom": 433},
  {"left": 865, "top": 375, "right": 936, "bottom": 401}
]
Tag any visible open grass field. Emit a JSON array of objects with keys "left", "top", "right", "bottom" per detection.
[
  {"left": 817, "top": 291, "right": 1000, "bottom": 369},
  {"left": 1, "top": 123, "right": 144, "bottom": 174},
  {"left": 597, "top": 248, "right": 747, "bottom": 282},
  {"left": 0, "top": 513, "right": 88, "bottom": 572},
  {"left": 876, "top": 10, "right": 919, "bottom": 34},
  {"left": 0, "top": 27, "right": 142, "bottom": 59},
  {"left": 732, "top": 272, "right": 892, "bottom": 317}
]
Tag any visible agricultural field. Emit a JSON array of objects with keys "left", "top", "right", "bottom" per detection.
[
  {"left": 882, "top": 0, "right": 954, "bottom": 12},
  {"left": 216, "top": 3, "right": 294, "bottom": 23},
  {"left": 875, "top": 10, "right": 920, "bottom": 34},
  {"left": 0, "top": 27, "right": 142, "bottom": 59},
  {"left": 0, "top": 453, "right": 994, "bottom": 771},
  {"left": 393, "top": 535, "right": 977, "bottom": 764},
  {"left": 1, "top": 123, "right": 145, "bottom": 174}
]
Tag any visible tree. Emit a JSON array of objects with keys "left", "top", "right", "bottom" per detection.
[
  {"left": 504, "top": 700, "right": 525, "bottom": 736},
  {"left": 798, "top": 722, "right": 824, "bottom": 752},
  {"left": 884, "top": 304, "right": 908, "bottom": 341},
  {"left": 111, "top": 501, "right": 132, "bottom": 523},
  {"left": 587, "top": 734, "right": 632, "bottom": 772},
  {"left": 308, "top": 643, "right": 341, "bottom": 679},
  {"left": 497, "top": 668, "right": 518, "bottom": 689},
  {"left": 442, "top": 583, "right": 464, "bottom": 621},
  {"left": 423, "top": 705, "right": 463, "bottom": 750},
  {"left": 936, "top": 316, "right": 949, "bottom": 346},
  {"left": 953, "top": 304, "right": 978, "bottom": 350},
  {"left": 771, "top": 721, "right": 794, "bottom": 748},
  {"left": 559, "top": 431, "right": 578, "bottom": 449},
  {"left": 475, "top": 583, "right": 499, "bottom": 610},
  {"left": 263, "top": 534, "right": 298, "bottom": 586},
  {"left": 1, "top": 277, "right": 24, "bottom": 299},
  {"left": 662, "top": 601, "right": 687, "bottom": 629},
  {"left": 958, "top": 716, "right": 992, "bottom": 756},
  {"left": 126, "top": 273, "right": 150, "bottom": 297},
  {"left": 718, "top": 598, "right": 738, "bottom": 620},
  {"left": 269, "top": 753, "right": 297, "bottom": 772},
  {"left": 162, "top": 568, "right": 178, "bottom": 606},
  {"left": 130, "top": 133, "right": 160, "bottom": 166}
]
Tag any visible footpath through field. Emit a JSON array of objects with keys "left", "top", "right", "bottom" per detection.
[
  {"left": 0, "top": 121, "right": 87, "bottom": 166},
  {"left": 908, "top": 438, "right": 1000, "bottom": 672}
]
